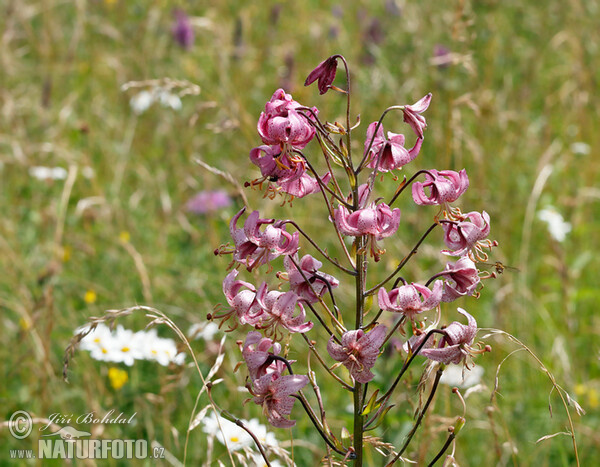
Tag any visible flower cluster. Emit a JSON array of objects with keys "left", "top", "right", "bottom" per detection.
[
  {"left": 210, "top": 55, "right": 497, "bottom": 465},
  {"left": 78, "top": 324, "right": 185, "bottom": 366}
]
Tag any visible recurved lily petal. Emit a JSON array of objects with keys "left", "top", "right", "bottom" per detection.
[
  {"left": 442, "top": 211, "right": 491, "bottom": 257},
  {"left": 420, "top": 308, "right": 479, "bottom": 365},
  {"left": 412, "top": 169, "right": 469, "bottom": 206},
  {"left": 242, "top": 331, "right": 283, "bottom": 381},
  {"left": 252, "top": 372, "right": 309, "bottom": 428},
  {"left": 378, "top": 281, "right": 443, "bottom": 319},
  {"left": 257, "top": 89, "right": 316, "bottom": 150},
  {"left": 440, "top": 256, "right": 480, "bottom": 302},
  {"left": 284, "top": 254, "right": 339, "bottom": 304},
  {"left": 403, "top": 93, "right": 432, "bottom": 138}
]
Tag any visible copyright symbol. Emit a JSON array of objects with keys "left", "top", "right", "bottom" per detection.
[{"left": 9, "top": 410, "right": 33, "bottom": 439}]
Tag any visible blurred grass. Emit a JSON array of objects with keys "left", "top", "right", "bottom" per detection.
[{"left": 1, "top": 0, "right": 599, "bottom": 465}]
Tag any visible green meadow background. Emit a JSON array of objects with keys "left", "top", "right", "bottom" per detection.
[{"left": 2, "top": 0, "right": 599, "bottom": 465}]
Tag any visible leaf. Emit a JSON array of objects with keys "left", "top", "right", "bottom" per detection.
[{"left": 361, "top": 389, "right": 380, "bottom": 416}]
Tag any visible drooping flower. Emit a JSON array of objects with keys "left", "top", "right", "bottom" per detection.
[
  {"left": 251, "top": 372, "right": 309, "bottom": 428},
  {"left": 412, "top": 169, "right": 469, "bottom": 206},
  {"left": 257, "top": 290, "right": 313, "bottom": 335},
  {"left": 333, "top": 200, "right": 401, "bottom": 261},
  {"left": 278, "top": 171, "right": 331, "bottom": 198},
  {"left": 439, "top": 256, "right": 480, "bottom": 302},
  {"left": 364, "top": 122, "right": 423, "bottom": 172},
  {"left": 242, "top": 331, "right": 284, "bottom": 381},
  {"left": 230, "top": 208, "right": 300, "bottom": 271},
  {"left": 219, "top": 270, "right": 268, "bottom": 326},
  {"left": 172, "top": 9, "right": 194, "bottom": 50},
  {"left": 334, "top": 202, "right": 401, "bottom": 239},
  {"left": 441, "top": 211, "right": 493, "bottom": 258},
  {"left": 414, "top": 308, "right": 479, "bottom": 365},
  {"left": 378, "top": 281, "right": 443, "bottom": 319},
  {"left": 283, "top": 254, "right": 339, "bottom": 304},
  {"left": 402, "top": 93, "right": 432, "bottom": 138},
  {"left": 185, "top": 190, "right": 232, "bottom": 214},
  {"left": 257, "top": 89, "right": 316, "bottom": 150},
  {"left": 304, "top": 56, "right": 338, "bottom": 94},
  {"left": 327, "top": 326, "right": 387, "bottom": 383}
]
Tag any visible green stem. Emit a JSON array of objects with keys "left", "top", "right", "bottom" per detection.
[{"left": 385, "top": 366, "right": 444, "bottom": 466}]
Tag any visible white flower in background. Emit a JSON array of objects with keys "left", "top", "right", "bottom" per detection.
[
  {"left": 439, "top": 364, "right": 484, "bottom": 389},
  {"left": 141, "top": 329, "right": 186, "bottom": 366},
  {"left": 245, "top": 418, "right": 279, "bottom": 449},
  {"left": 188, "top": 322, "right": 220, "bottom": 341},
  {"left": 81, "top": 167, "right": 95, "bottom": 179},
  {"left": 109, "top": 326, "right": 146, "bottom": 366},
  {"left": 29, "top": 166, "right": 68, "bottom": 180},
  {"left": 129, "top": 90, "right": 154, "bottom": 115},
  {"left": 251, "top": 454, "right": 284, "bottom": 467},
  {"left": 570, "top": 142, "right": 591, "bottom": 155},
  {"left": 79, "top": 323, "right": 112, "bottom": 352},
  {"left": 129, "top": 89, "right": 182, "bottom": 114},
  {"left": 76, "top": 324, "right": 185, "bottom": 366},
  {"left": 538, "top": 207, "right": 572, "bottom": 242},
  {"left": 157, "top": 90, "right": 182, "bottom": 110},
  {"left": 201, "top": 413, "right": 253, "bottom": 451}
]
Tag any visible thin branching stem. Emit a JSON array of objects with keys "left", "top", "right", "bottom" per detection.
[
  {"left": 301, "top": 334, "right": 353, "bottom": 391},
  {"left": 385, "top": 366, "right": 444, "bottom": 466},
  {"left": 357, "top": 105, "right": 405, "bottom": 172},
  {"left": 287, "top": 255, "right": 346, "bottom": 335},
  {"left": 387, "top": 169, "right": 436, "bottom": 207},
  {"left": 219, "top": 408, "right": 272, "bottom": 467},
  {"left": 293, "top": 393, "right": 348, "bottom": 457},
  {"left": 427, "top": 432, "right": 456, "bottom": 466},
  {"left": 283, "top": 220, "right": 357, "bottom": 275},
  {"left": 366, "top": 223, "right": 439, "bottom": 295},
  {"left": 337, "top": 54, "right": 354, "bottom": 173},
  {"left": 302, "top": 155, "right": 351, "bottom": 206},
  {"left": 315, "top": 134, "right": 347, "bottom": 199},
  {"left": 381, "top": 316, "right": 406, "bottom": 348}
]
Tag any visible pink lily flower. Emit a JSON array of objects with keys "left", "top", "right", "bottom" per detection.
[
  {"left": 221, "top": 270, "right": 268, "bottom": 326},
  {"left": 304, "top": 56, "right": 338, "bottom": 94},
  {"left": 364, "top": 122, "right": 423, "bottom": 172},
  {"left": 257, "top": 290, "right": 313, "bottom": 335},
  {"left": 333, "top": 200, "right": 401, "bottom": 261},
  {"left": 278, "top": 171, "right": 332, "bottom": 198},
  {"left": 417, "top": 309, "right": 479, "bottom": 365},
  {"left": 439, "top": 257, "right": 480, "bottom": 302},
  {"left": 283, "top": 254, "right": 339, "bottom": 304},
  {"left": 334, "top": 202, "right": 401, "bottom": 239},
  {"left": 402, "top": 93, "right": 432, "bottom": 138},
  {"left": 327, "top": 326, "right": 387, "bottom": 383},
  {"left": 378, "top": 281, "right": 443, "bottom": 320},
  {"left": 257, "top": 89, "right": 316, "bottom": 150},
  {"left": 249, "top": 145, "right": 330, "bottom": 198},
  {"left": 412, "top": 169, "right": 469, "bottom": 206},
  {"left": 442, "top": 211, "right": 491, "bottom": 257},
  {"left": 251, "top": 371, "right": 309, "bottom": 428},
  {"left": 230, "top": 208, "right": 300, "bottom": 271},
  {"left": 242, "top": 331, "right": 285, "bottom": 381}
]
